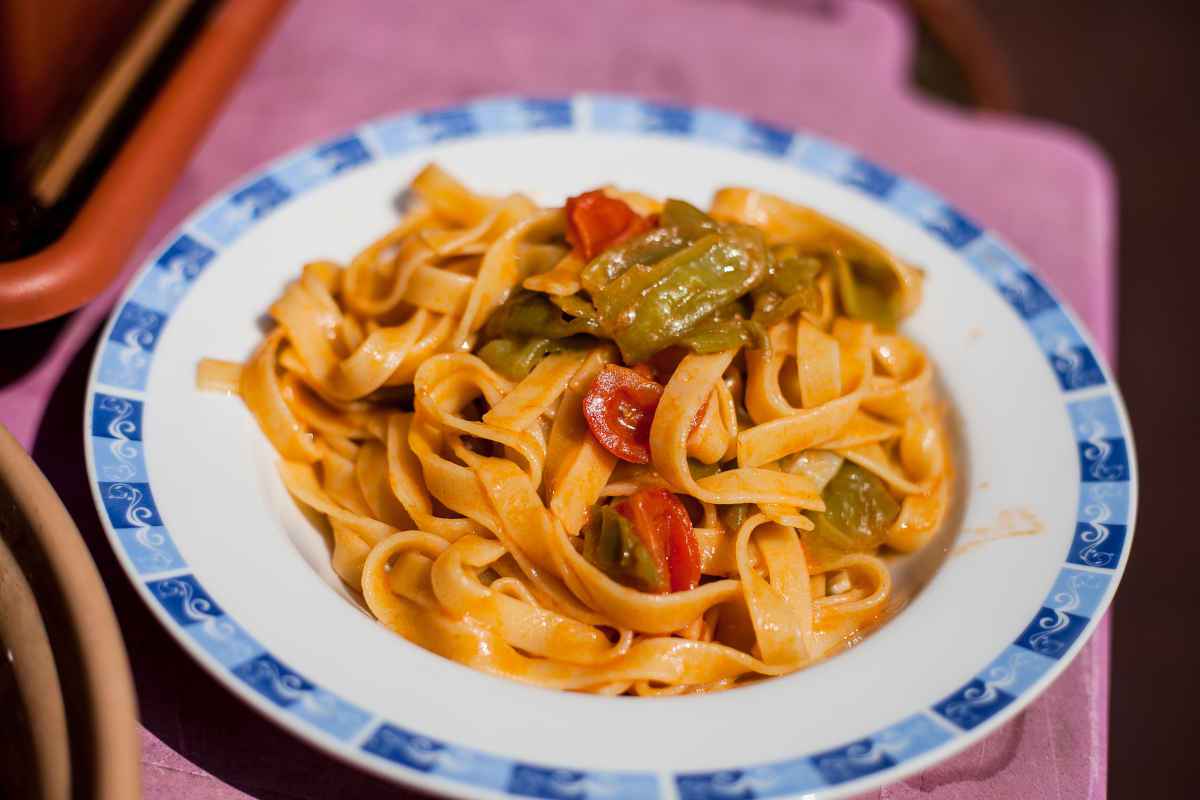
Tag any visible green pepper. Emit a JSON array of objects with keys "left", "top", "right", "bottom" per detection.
[
  {"left": 477, "top": 335, "right": 594, "bottom": 380},
  {"left": 582, "top": 505, "right": 667, "bottom": 592},
  {"left": 807, "top": 462, "right": 900, "bottom": 552},
  {"left": 577, "top": 199, "right": 717, "bottom": 296},
  {"left": 688, "top": 458, "right": 721, "bottom": 480},
  {"left": 676, "top": 298, "right": 762, "bottom": 353},
  {"left": 593, "top": 234, "right": 715, "bottom": 327},
  {"left": 599, "top": 226, "right": 769, "bottom": 363},
  {"left": 767, "top": 248, "right": 823, "bottom": 294},
  {"left": 678, "top": 316, "right": 768, "bottom": 354},
  {"left": 719, "top": 502, "right": 754, "bottom": 534},
  {"left": 753, "top": 290, "right": 823, "bottom": 327},
  {"left": 549, "top": 293, "right": 600, "bottom": 323},
  {"left": 579, "top": 226, "right": 692, "bottom": 297},
  {"left": 477, "top": 337, "right": 556, "bottom": 380},
  {"left": 484, "top": 289, "right": 601, "bottom": 341},
  {"left": 658, "top": 198, "right": 720, "bottom": 237},
  {"left": 751, "top": 247, "right": 824, "bottom": 326},
  {"left": 833, "top": 251, "right": 901, "bottom": 329}
]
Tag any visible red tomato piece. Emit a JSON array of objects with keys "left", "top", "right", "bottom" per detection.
[
  {"left": 629, "top": 352, "right": 706, "bottom": 434},
  {"left": 565, "top": 190, "right": 652, "bottom": 261},
  {"left": 617, "top": 488, "right": 701, "bottom": 593},
  {"left": 631, "top": 363, "right": 656, "bottom": 381},
  {"left": 582, "top": 365, "right": 664, "bottom": 464}
]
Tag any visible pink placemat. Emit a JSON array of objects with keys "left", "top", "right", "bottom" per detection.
[{"left": 0, "top": 1, "right": 1115, "bottom": 798}]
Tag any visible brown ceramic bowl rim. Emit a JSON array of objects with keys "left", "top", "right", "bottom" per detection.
[{"left": 0, "top": 423, "right": 141, "bottom": 798}]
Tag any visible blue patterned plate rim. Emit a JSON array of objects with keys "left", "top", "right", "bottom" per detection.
[{"left": 82, "top": 93, "right": 1137, "bottom": 800}]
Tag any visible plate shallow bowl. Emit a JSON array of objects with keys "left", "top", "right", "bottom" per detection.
[
  {"left": 82, "top": 94, "right": 1136, "bottom": 800},
  {"left": 1, "top": 423, "right": 141, "bottom": 799}
]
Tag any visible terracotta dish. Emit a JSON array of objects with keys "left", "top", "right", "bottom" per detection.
[
  {"left": 0, "top": 423, "right": 140, "bottom": 799},
  {"left": 0, "top": 0, "right": 289, "bottom": 329}
]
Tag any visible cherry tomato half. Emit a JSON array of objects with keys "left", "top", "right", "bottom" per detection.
[
  {"left": 565, "top": 190, "right": 652, "bottom": 261},
  {"left": 583, "top": 365, "right": 663, "bottom": 463},
  {"left": 617, "top": 488, "right": 701, "bottom": 593}
]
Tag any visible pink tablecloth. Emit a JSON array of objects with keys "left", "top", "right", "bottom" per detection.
[{"left": 0, "top": 1, "right": 1115, "bottom": 797}]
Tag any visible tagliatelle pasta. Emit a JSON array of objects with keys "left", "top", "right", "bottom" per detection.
[{"left": 198, "top": 164, "right": 952, "bottom": 695}]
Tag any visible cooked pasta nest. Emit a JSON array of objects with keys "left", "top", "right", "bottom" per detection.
[{"left": 198, "top": 164, "right": 951, "bottom": 695}]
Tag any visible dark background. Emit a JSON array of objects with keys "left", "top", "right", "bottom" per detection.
[{"left": 968, "top": 0, "right": 1200, "bottom": 794}]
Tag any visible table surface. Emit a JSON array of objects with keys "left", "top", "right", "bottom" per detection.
[{"left": 0, "top": 1, "right": 1117, "bottom": 798}]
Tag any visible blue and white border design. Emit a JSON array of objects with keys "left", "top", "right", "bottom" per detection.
[{"left": 85, "top": 94, "right": 1136, "bottom": 799}]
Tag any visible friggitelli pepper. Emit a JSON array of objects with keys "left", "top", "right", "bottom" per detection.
[
  {"left": 807, "top": 462, "right": 900, "bottom": 552},
  {"left": 583, "top": 504, "right": 668, "bottom": 593},
  {"left": 833, "top": 250, "right": 903, "bottom": 329},
  {"left": 578, "top": 199, "right": 715, "bottom": 297},
  {"left": 596, "top": 225, "right": 769, "bottom": 364},
  {"left": 583, "top": 489, "right": 701, "bottom": 593},
  {"left": 477, "top": 337, "right": 559, "bottom": 380},
  {"left": 484, "top": 289, "right": 600, "bottom": 341},
  {"left": 752, "top": 245, "right": 824, "bottom": 325}
]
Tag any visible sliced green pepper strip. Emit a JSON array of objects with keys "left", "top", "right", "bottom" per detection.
[
  {"left": 579, "top": 226, "right": 693, "bottom": 297},
  {"left": 752, "top": 286, "right": 823, "bottom": 326},
  {"left": 806, "top": 462, "right": 900, "bottom": 552},
  {"left": 658, "top": 198, "right": 720, "bottom": 238},
  {"left": 549, "top": 293, "right": 600, "bottom": 322},
  {"left": 833, "top": 251, "right": 902, "bottom": 329},
  {"left": 484, "top": 289, "right": 601, "bottom": 341},
  {"left": 592, "top": 233, "right": 717, "bottom": 325},
  {"left": 601, "top": 226, "right": 769, "bottom": 363},
  {"left": 476, "top": 335, "right": 595, "bottom": 380},
  {"left": 718, "top": 502, "right": 754, "bottom": 534},
  {"left": 678, "top": 317, "right": 768, "bottom": 354},
  {"left": 579, "top": 200, "right": 718, "bottom": 297},
  {"left": 751, "top": 249, "right": 824, "bottom": 325},
  {"left": 477, "top": 337, "right": 555, "bottom": 380},
  {"left": 688, "top": 458, "right": 721, "bottom": 480},
  {"left": 583, "top": 505, "right": 667, "bottom": 592},
  {"left": 767, "top": 248, "right": 823, "bottom": 294}
]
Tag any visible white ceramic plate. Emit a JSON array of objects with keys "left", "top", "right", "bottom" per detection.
[{"left": 83, "top": 94, "right": 1136, "bottom": 800}]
